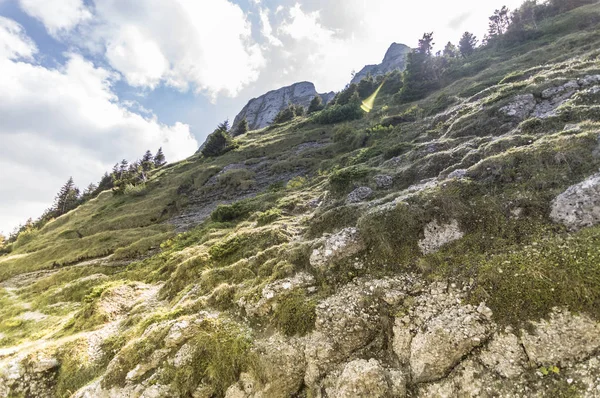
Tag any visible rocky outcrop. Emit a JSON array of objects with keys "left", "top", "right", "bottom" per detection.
[
  {"left": 418, "top": 219, "right": 464, "bottom": 254},
  {"left": 499, "top": 74, "right": 600, "bottom": 121},
  {"left": 231, "top": 82, "right": 334, "bottom": 133},
  {"left": 351, "top": 43, "right": 411, "bottom": 84},
  {"left": 309, "top": 228, "right": 365, "bottom": 270},
  {"left": 521, "top": 309, "right": 600, "bottom": 366},
  {"left": 550, "top": 172, "right": 600, "bottom": 230}
]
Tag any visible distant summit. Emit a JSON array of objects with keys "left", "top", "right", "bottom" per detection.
[
  {"left": 351, "top": 42, "right": 411, "bottom": 84},
  {"left": 231, "top": 82, "right": 334, "bottom": 134}
]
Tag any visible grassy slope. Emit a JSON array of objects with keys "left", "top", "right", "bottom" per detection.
[{"left": 1, "top": 3, "right": 600, "bottom": 396}]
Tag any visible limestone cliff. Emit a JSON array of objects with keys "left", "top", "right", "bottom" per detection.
[
  {"left": 231, "top": 82, "right": 334, "bottom": 134},
  {"left": 351, "top": 42, "right": 411, "bottom": 84}
]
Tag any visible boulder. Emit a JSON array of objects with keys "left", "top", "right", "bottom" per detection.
[
  {"left": 550, "top": 172, "right": 600, "bottom": 230},
  {"left": 418, "top": 219, "right": 464, "bottom": 254},
  {"left": 479, "top": 331, "right": 527, "bottom": 378},
  {"left": 521, "top": 309, "right": 600, "bottom": 366},
  {"left": 347, "top": 186, "right": 373, "bottom": 203},
  {"left": 334, "top": 359, "right": 393, "bottom": 398},
  {"left": 410, "top": 304, "right": 493, "bottom": 383},
  {"left": 499, "top": 94, "right": 536, "bottom": 119},
  {"left": 309, "top": 228, "right": 365, "bottom": 270}
]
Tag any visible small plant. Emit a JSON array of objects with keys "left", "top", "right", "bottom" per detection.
[
  {"left": 123, "top": 183, "right": 147, "bottom": 197},
  {"left": 272, "top": 289, "right": 316, "bottom": 336},
  {"left": 256, "top": 208, "right": 281, "bottom": 226}
]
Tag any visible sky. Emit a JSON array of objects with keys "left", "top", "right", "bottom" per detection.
[{"left": 0, "top": 0, "right": 525, "bottom": 236}]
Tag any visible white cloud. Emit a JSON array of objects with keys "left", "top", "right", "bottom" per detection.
[
  {"left": 105, "top": 25, "right": 170, "bottom": 89},
  {"left": 0, "top": 20, "right": 198, "bottom": 234},
  {"left": 259, "top": 8, "right": 283, "bottom": 47},
  {"left": 0, "top": 16, "right": 37, "bottom": 60},
  {"left": 78, "top": 0, "right": 265, "bottom": 99},
  {"left": 18, "top": 0, "right": 91, "bottom": 35}
]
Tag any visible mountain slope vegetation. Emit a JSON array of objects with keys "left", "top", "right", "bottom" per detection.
[{"left": 2, "top": 2, "right": 600, "bottom": 397}]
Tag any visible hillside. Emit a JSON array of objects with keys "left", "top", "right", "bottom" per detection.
[{"left": 2, "top": 3, "right": 600, "bottom": 397}]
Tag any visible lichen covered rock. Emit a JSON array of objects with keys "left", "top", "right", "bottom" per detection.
[
  {"left": 550, "top": 172, "right": 600, "bottom": 230},
  {"left": 309, "top": 227, "right": 365, "bottom": 270},
  {"left": 418, "top": 219, "right": 464, "bottom": 254}
]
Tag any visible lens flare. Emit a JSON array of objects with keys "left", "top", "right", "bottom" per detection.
[{"left": 361, "top": 81, "right": 384, "bottom": 113}]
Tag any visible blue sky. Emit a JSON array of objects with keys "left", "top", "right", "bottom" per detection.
[{"left": 0, "top": 0, "right": 524, "bottom": 235}]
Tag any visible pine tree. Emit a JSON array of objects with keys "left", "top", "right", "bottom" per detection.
[
  {"left": 201, "top": 125, "right": 238, "bottom": 157},
  {"left": 294, "top": 104, "right": 305, "bottom": 117},
  {"left": 53, "top": 177, "right": 80, "bottom": 216},
  {"left": 119, "top": 159, "right": 129, "bottom": 177},
  {"left": 417, "top": 32, "right": 435, "bottom": 55},
  {"left": 82, "top": 183, "right": 97, "bottom": 200},
  {"left": 459, "top": 32, "right": 478, "bottom": 57},
  {"left": 141, "top": 150, "right": 155, "bottom": 172},
  {"left": 218, "top": 120, "right": 230, "bottom": 132},
  {"left": 234, "top": 118, "right": 249, "bottom": 136},
  {"left": 273, "top": 105, "right": 296, "bottom": 124},
  {"left": 95, "top": 172, "right": 113, "bottom": 195},
  {"left": 443, "top": 42, "right": 458, "bottom": 58},
  {"left": 154, "top": 147, "right": 166, "bottom": 168},
  {"left": 487, "top": 6, "right": 511, "bottom": 40},
  {"left": 308, "top": 95, "right": 324, "bottom": 114}
]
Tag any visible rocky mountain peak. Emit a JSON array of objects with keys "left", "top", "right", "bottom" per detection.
[
  {"left": 351, "top": 42, "right": 411, "bottom": 84},
  {"left": 231, "top": 82, "right": 334, "bottom": 134}
]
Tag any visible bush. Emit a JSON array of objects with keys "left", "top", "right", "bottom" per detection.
[
  {"left": 256, "top": 209, "right": 281, "bottom": 226},
  {"left": 273, "top": 106, "right": 296, "bottom": 124},
  {"left": 123, "top": 183, "right": 147, "bottom": 197},
  {"left": 211, "top": 202, "right": 253, "bottom": 223},
  {"left": 328, "top": 165, "right": 371, "bottom": 193},
  {"left": 313, "top": 100, "right": 363, "bottom": 125}
]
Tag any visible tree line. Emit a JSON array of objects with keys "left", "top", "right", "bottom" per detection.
[
  {"left": 3, "top": 148, "right": 167, "bottom": 246},
  {"left": 397, "top": 0, "right": 596, "bottom": 102}
]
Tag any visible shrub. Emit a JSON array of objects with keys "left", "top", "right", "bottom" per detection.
[
  {"left": 256, "top": 209, "right": 281, "bottom": 226},
  {"left": 273, "top": 105, "right": 296, "bottom": 124},
  {"left": 328, "top": 165, "right": 371, "bottom": 193},
  {"left": 314, "top": 99, "right": 364, "bottom": 125},
  {"left": 123, "top": 183, "right": 147, "bottom": 197},
  {"left": 308, "top": 95, "right": 324, "bottom": 114},
  {"left": 211, "top": 202, "right": 252, "bottom": 223}
]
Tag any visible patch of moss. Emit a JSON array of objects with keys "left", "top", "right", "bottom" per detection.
[
  {"left": 471, "top": 226, "right": 600, "bottom": 327},
  {"left": 272, "top": 289, "right": 316, "bottom": 337},
  {"left": 160, "top": 319, "right": 253, "bottom": 398}
]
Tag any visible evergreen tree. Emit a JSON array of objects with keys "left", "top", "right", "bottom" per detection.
[
  {"left": 53, "top": 177, "right": 80, "bottom": 216},
  {"left": 459, "top": 32, "right": 478, "bottom": 57},
  {"left": 294, "top": 104, "right": 305, "bottom": 117},
  {"left": 218, "top": 120, "right": 230, "bottom": 132},
  {"left": 154, "top": 147, "right": 166, "bottom": 168},
  {"left": 336, "top": 83, "right": 359, "bottom": 106},
  {"left": 82, "top": 183, "right": 97, "bottom": 200},
  {"left": 357, "top": 75, "right": 377, "bottom": 99},
  {"left": 141, "top": 150, "right": 155, "bottom": 172},
  {"left": 201, "top": 124, "right": 238, "bottom": 157},
  {"left": 234, "top": 118, "right": 249, "bottom": 136},
  {"left": 95, "top": 172, "right": 113, "bottom": 194},
  {"left": 398, "top": 33, "right": 439, "bottom": 102},
  {"left": 417, "top": 32, "right": 435, "bottom": 55},
  {"left": 119, "top": 159, "right": 129, "bottom": 178},
  {"left": 308, "top": 95, "right": 324, "bottom": 114},
  {"left": 443, "top": 42, "right": 458, "bottom": 58},
  {"left": 487, "top": 6, "right": 511, "bottom": 40},
  {"left": 273, "top": 105, "right": 296, "bottom": 124}
]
